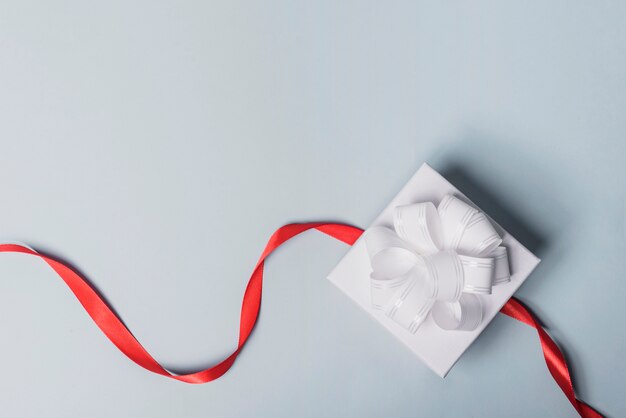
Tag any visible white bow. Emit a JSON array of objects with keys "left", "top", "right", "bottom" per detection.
[{"left": 364, "top": 194, "right": 510, "bottom": 333}]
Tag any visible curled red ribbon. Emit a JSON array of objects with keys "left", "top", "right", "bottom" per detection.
[{"left": 0, "top": 223, "right": 600, "bottom": 417}]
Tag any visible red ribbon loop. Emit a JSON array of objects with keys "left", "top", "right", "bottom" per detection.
[{"left": 0, "top": 223, "right": 600, "bottom": 417}]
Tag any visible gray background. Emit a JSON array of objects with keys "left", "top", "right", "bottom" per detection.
[{"left": 0, "top": 1, "right": 624, "bottom": 417}]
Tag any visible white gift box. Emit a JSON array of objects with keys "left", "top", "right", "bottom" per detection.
[{"left": 327, "top": 163, "right": 541, "bottom": 377}]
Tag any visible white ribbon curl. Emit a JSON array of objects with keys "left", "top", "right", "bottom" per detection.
[{"left": 364, "top": 194, "right": 511, "bottom": 333}]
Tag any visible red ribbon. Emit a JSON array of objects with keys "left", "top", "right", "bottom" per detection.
[
  {"left": 0, "top": 223, "right": 600, "bottom": 417},
  {"left": 500, "top": 299, "right": 601, "bottom": 417}
]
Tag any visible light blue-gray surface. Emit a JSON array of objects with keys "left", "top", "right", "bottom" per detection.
[{"left": 0, "top": 1, "right": 624, "bottom": 417}]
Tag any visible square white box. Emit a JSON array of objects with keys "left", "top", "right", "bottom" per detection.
[{"left": 327, "top": 163, "right": 541, "bottom": 377}]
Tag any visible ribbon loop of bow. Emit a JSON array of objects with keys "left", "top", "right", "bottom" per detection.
[{"left": 364, "top": 195, "right": 511, "bottom": 333}]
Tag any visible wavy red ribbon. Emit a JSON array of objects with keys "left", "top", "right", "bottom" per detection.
[{"left": 0, "top": 223, "right": 600, "bottom": 417}]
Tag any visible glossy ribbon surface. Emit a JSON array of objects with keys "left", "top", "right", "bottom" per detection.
[
  {"left": 0, "top": 223, "right": 600, "bottom": 417},
  {"left": 365, "top": 194, "right": 510, "bottom": 333}
]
